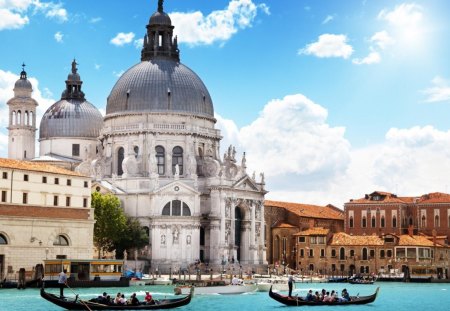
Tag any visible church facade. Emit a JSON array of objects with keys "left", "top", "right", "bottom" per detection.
[{"left": 8, "top": 1, "right": 267, "bottom": 271}]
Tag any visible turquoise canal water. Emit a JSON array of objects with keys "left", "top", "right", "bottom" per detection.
[{"left": 1, "top": 282, "right": 450, "bottom": 310}]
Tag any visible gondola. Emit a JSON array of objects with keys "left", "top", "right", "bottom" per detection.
[
  {"left": 268, "top": 286, "right": 379, "bottom": 306},
  {"left": 349, "top": 279, "right": 375, "bottom": 285},
  {"left": 40, "top": 287, "right": 193, "bottom": 310}
]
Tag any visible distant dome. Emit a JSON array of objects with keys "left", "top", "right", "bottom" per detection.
[
  {"left": 39, "top": 59, "right": 103, "bottom": 140},
  {"left": 39, "top": 99, "right": 103, "bottom": 139},
  {"left": 149, "top": 11, "right": 171, "bottom": 25},
  {"left": 106, "top": 59, "right": 214, "bottom": 118},
  {"left": 14, "top": 68, "right": 32, "bottom": 93}
]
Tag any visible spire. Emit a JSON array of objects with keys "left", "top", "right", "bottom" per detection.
[
  {"left": 62, "top": 59, "right": 85, "bottom": 100},
  {"left": 141, "top": 0, "right": 180, "bottom": 61},
  {"left": 20, "top": 63, "right": 27, "bottom": 80}
]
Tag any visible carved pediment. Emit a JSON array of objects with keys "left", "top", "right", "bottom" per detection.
[
  {"left": 232, "top": 175, "right": 259, "bottom": 191},
  {"left": 154, "top": 180, "right": 200, "bottom": 196}
]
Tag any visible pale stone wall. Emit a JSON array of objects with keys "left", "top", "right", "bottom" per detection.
[{"left": 40, "top": 137, "right": 97, "bottom": 161}]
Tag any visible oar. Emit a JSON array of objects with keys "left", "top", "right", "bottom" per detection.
[{"left": 64, "top": 283, "right": 93, "bottom": 311}]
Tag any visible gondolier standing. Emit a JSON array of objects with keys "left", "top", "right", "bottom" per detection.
[
  {"left": 288, "top": 274, "right": 294, "bottom": 297},
  {"left": 58, "top": 269, "right": 67, "bottom": 298}
]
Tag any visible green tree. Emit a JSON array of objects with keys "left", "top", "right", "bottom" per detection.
[
  {"left": 114, "top": 217, "right": 149, "bottom": 259},
  {"left": 91, "top": 192, "right": 127, "bottom": 258}
]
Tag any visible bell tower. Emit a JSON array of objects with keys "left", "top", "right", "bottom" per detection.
[{"left": 7, "top": 64, "right": 38, "bottom": 160}]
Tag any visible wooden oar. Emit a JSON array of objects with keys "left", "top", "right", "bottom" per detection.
[{"left": 64, "top": 283, "right": 93, "bottom": 311}]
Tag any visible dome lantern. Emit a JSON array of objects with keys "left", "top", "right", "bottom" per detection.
[{"left": 141, "top": 0, "right": 179, "bottom": 62}]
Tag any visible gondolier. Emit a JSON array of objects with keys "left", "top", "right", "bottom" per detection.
[
  {"left": 58, "top": 269, "right": 67, "bottom": 298},
  {"left": 288, "top": 274, "right": 294, "bottom": 297}
]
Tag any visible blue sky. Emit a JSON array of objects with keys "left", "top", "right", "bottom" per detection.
[{"left": 1, "top": 0, "right": 450, "bottom": 207}]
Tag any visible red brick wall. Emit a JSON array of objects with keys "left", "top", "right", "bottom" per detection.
[{"left": 0, "top": 204, "right": 91, "bottom": 220}]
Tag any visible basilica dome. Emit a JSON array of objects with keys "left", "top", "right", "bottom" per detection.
[
  {"left": 105, "top": 2, "right": 214, "bottom": 119},
  {"left": 39, "top": 60, "right": 103, "bottom": 140}
]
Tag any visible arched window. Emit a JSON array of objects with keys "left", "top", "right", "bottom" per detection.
[
  {"left": 17, "top": 110, "right": 21, "bottom": 125},
  {"left": 421, "top": 215, "right": 426, "bottom": 227},
  {"left": 161, "top": 200, "right": 191, "bottom": 216},
  {"left": 371, "top": 216, "right": 376, "bottom": 228},
  {"left": 172, "top": 146, "right": 183, "bottom": 175},
  {"left": 25, "top": 111, "right": 29, "bottom": 125},
  {"left": 392, "top": 216, "right": 397, "bottom": 228},
  {"left": 0, "top": 233, "right": 7, "bottom": 244},
  {"left": 54, "top": 235, "right": 69, "bottom": 246},
  {"left": 339, "top": 247, "right": 345, "bottom": 260},
  {"left": 387, "top": 249, "right": 392, "bottom": 257},
  {"left": 381, "top": 216, "right": 385, "bottom": 228},
  {"left": 349, "top": 216, "right": 354, "bottom": 228},
  {"left": 362, "top": 248, "right": 368, "bottom": 260},
  {"left": 134, "top": 146, "right": 139, "bottom": 158},
  {"left": 435, "top": 215, "right": 440, "bottom": 227},
  {"left": 29, "top": 111, "right": 33, "bottom": 126},
  {"left": 362, "top": 216, "right": 367, "bottom": 228},
  {"left": 331, "top": 249, "right": 336, "bottom": 257},
  {"left": 360, "top": 266, "right": 365, "bottom": 273},
  {"left": 156, "top": 146, "right": 165, "bottom": 175},
  {"left": 309, "top": 264, "right": 314, "bottom": 271},
  {"left": 12, "top": 111, "right": 16, "bottom": 125},
  {"left": 350, "top": 249, "right": 355, "bottom": 257},
  {"left": 117, "top": 147, "right": 125, "bottom": 176}
]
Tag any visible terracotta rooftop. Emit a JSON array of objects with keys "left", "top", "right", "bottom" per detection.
[
  {"left": 265, "top": 200, "right": 343, "bottom": 220},
  {"left": 398, "top": 235, "right": 442, "bottom": 247},
  {"left": 330, "top": 232, "right": 384, "bottom": 246},
  {"left": 293, "top": 227, "right": 330, "bottom": 236},
  {"left": 272, "top": 222, "right": 297, "bottom": 229},
  {"left": 0, "top": 158, "right": 85, "bottom": 177},
  {"left": 417, "top": 192, "right": 450, "bottom": 203},
  {"left": 347, "top": 191, "right": 450, "bottom": 205}
]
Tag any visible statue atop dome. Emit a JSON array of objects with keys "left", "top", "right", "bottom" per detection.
[
  {"left": 71, "top": 59, "right": 78, "bottom": 74},
  {"left": 158, "top": 0, "right": 164, "bottom": 13}
]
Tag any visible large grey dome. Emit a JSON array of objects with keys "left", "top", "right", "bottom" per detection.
[
  {"left": 39, "top": 99, "right": 103, "bottom": 139},
  {"left": 106, "top": 59, "right": 214, "bottom": 118},
  {"left": 40, "top": 60, "right": 103, "bottom": 140}
]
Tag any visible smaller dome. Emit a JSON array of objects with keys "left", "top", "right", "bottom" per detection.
[
  {"left": 14, "top": 78, "right": 32, "bottom": 90},
  {"left": 149, "top": 11, "right": 172, "bottom": 25},
  {"left": 68, "top": 72, "right": 80, "bottom": 81}
]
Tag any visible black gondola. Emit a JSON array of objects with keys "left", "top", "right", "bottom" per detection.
[
  {"left": 268, "top": 286, "right": 379, "bottom": 306},
  {"left": 40, "top": 287, "right": 193, "bottom": 310},
  {"left": 349, "top": 279, "right": 375, "bottom": 285}
]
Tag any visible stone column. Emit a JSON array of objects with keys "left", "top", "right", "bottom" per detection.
[{"left": 209, "top": 221, "right": 221, "bottom": 264}]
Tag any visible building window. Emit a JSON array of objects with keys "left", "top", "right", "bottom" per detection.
[
  {"left": 1, "top": 190, "right": 7, "bottom": 202},
  {"left": 392, "top": 216, "right": 397, "bottom": 228},
  {"left": 22, "top": 193, "right": 28, "bottom": 204},
  {"left": 339, "top": 247, "right": 345, "bottom": 260},
  {"left": 156, "top": 146, "right": 165, "bottom": 175},
  {"left": 362, "top": 248, "right": 368, "bottom": 260},
  {"left": 381, "top": 216, "right": 385, "bottom": 228},
  {"left": 84, "top": 181, "right": 88, "bottom": 188},
  {"left": 72, "top": 144, "right": 80, "bottom": 156},
  {"left": 309, "top": 264, "right": 314, "bottom": 271},
  {"left": 331, "top": 264, "right": 336, "bottom": 272},
  {"left": 320, "top": 249, "right": 325, "bottom": 257},
  {"left": 83, "top": 198, "right": 88, "bottom": 208},
  {"left": 309, "top": 249, "right": 314, "bottom": 258},
  {"left": 66, "top": 197, "right": 71, "bottom": 207},
  {"left": 331, "top": 249, "right": 336, "bottom": 257},
  {"left": 387, "top": 249, "right": 392, "bottom": 257},
  {"left": 370, "top": 249, "right": 375, "bottom": 258},
  {"left": 0, "top": 234, "right": 7, "bottom": 244},
  {"left": 172, "top": 146, "right": 183, "bottom": 175},
  {"left": 340, "top": 264, "right": 345, "bottom": 272},
  {"left": 300, "top": 249, "right": 304, "bottom": 257},
  {"left": 24, "top": 174, "right": 29, "bottom": 181},
  {"left": 362, "top": 216, "right": 367, "bottom": 228},
  {"left": 350, "top": 249, "right": 355, "bottom": 257},
  {"left": 299, "top": 236, "right": 306, "bottom": 243},
  {"left": 53, "top": 196, "right": 58, "bottom": 206},
  {"left": 2, "top": 172, "right": 7, "bottom": 179},
  {"left": 54, "top": 178, "right": 59, "bottom": 185},
  {"left": 117, "top": 147, "right": 125, "bottom": 176},
  {"left": 54, "top": 235, "right": 69, "bottom": 246},
  {"left": 42, "top": 176, "right": 47, "bottom": 183},
  {"left": 161, "top": 200, "right": 191, "bottom": 216},
  {"left": 67, "top": 179, "right": 71, "bottom": 186},
  {"left": 380, "top": 250, "right": 385, "bottom": 258},
  {"left": 349, "top": 216, "right": 354, "bottom": 228},
  {"left": 435, "top": 215, "right": 440, "bottom": 227},
  {"left": 421, "top": 215, "right": 426, "bottom": 227},
  {"left": 371, "top": 216, "right": 376, "bottom": 227}
]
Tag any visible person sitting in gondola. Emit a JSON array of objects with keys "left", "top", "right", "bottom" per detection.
[
  {"left": 114, "top": 293, "right": 121, "bottom": 304},
  {"left": 119, "top": 294, "right": 126, "bottom": 305},
  {"left": 144, "top": 291, "right": 153, "bottom": 304},
  {"left": 340, "top": 289, "right": 351, "bottom": 302},
  {"left": 306, "top": 290, "right": 314, "bottom": 301},
  {"left": 130, "top": 293, "right": 140, "bottom": 305}
]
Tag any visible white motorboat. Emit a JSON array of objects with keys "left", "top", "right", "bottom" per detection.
[
  {"left": 256, "top": 281, "right": 289, "bottom": 292},
  {"left": 141, "top": 275, "right": 173, "bottom": 285},
  {"left": 174, "top": 283, "right": 257, "bottom": 295}
]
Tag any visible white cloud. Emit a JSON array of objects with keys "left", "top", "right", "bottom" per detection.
[
  {"left": 89, "top": 17, "right": 102, "bottom": 24},
  {"left": 54, "top": 30, "right": 63, "bottom": 43},
  {"left": 113, "top": 70, "right": 124, "bottom": 78},
  {"left": 0, "top": 8, "right": 29, "bottom": 30},
  {"left": 110, "top": 32, "right": 135, "bottom": 46},
  {"left": 134, "top": 38, "right": 143, "bottom": 50},
  {"left": 299, "top": 34, "right": 354, "bottom": 59},
  {"left": 0, "top": 1, "right": 68, "bottom": 30},
  {"left": 0, "top": 68, "right": 55, "bottom": 157},
  {"left": 322, "top": 15, "right": 334, "bottom": 24},
  {"left": 370, "top": 30, "right": 395, "bottom": 50},
  {"left": 422, "top": 76, "right": 450, "bottom": 103},
  {"left": 94, "top": 64, "right": 101, "bottom": 70},
  {"left": 378, "top": 3, "right": 423, "bottom": 27},
  {"left": 352, "top": 51, "right": 381, "bottom": 65},
  {"left": 170, "top": 0, "right": 270, "bottom": 46}
]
